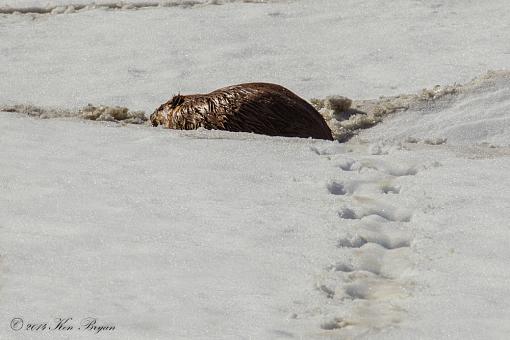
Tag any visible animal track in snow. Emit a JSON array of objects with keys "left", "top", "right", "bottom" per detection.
[
  {"left": 326, "top": 262, "right": 355, "bottom": 273},
  {"left": 340, "top": 271, "right": 410, "bottom": 301},
  {"left": 320, "top": 317, "right": 352, "bottom": 330},
  {"left": 380, "top": 182, "right": 401, "bottom": 194},
  {"left": 310, "top": 143, "right": 351, "bottom": 156},
  {"left": 336, "top": 158, "right": 356, "bottom": 171},
  {"left": 336, "top": 157, "right": 419, "bottom": 177},
  {"left": 328, "top": 179, "right": 401, "bottom": 196},
  {"left": 338, "top": 199, "right": 413, "bottom": 223},
  {"left": 317, "top": 247, "right": 412, "bottom": 302},
  {"left": 311, "top": 145, "right": 430, "bottom": 336},
  {"left": 319, "top": 300, "right": 407, "bottom": 333},
  {"left": 337, "top": 207, "right": 358, "bottom": 219},
  {"left": 326, "top": 181, "right": 355, "bottom": 195},
  {"left": 327, "top": 181, "right": 348, "bottom": 195},
  {"left": 351, "top": 243, "right": 413, "bottom": 278},
  {"left": 337, "top": 220, "right": 412, "bottom": 250},
  {"left": 321, "top": 205, "right": 414, "bottom": 335}
]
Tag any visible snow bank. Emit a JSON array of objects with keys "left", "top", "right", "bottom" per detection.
[
  {"left": 313, "top": 70, "right": 510, "bottom": 144},
  {"left": 358, "top": 70, "right": 510, "bottom": 146},
  {"left": 0, "top": 103, "right": 147, "bottom": 124},
  {"left": 0, "top": 0, "right": 282, "bottom": 15},
  {"left": 4, "top": 70, "right": 508, "bottom": 144}
]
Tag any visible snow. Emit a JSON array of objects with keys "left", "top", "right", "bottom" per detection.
[
  {"left": 310, "top": 141, "right": 510, "bottom": 339},
  {"left": 1, "top": 0, "right": 510, "bottom": 339},
  {"left": 0, "top": 114, "right": 340, "bottom": 339},
  {"left": 1, "top": 0, "right": 509, "bottom": 111},
  {"left": 360, "top": 71, "right": 510, "bottom": 147}
]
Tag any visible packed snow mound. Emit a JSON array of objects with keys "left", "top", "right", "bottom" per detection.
[
  {"left": 0, "top": 0, "right": 283, "bottom": 16},
  {"left": 357, "top": 70, "right": 510, "bottom": 146},
  {"left": 0, "top": 104, "right": 148, "bottom": 124},
  {"left": 313, "top": 70, "right": 510, "bottom": 145}
]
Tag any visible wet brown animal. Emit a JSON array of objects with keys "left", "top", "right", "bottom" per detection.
[{"left": 150, "top": 83, "right": 333, "bottom": 140}]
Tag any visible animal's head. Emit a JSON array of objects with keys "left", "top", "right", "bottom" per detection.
[
  {"left": 150, "top": 94, "right": 186, "bottom": 127},
  {"left": 150, "top": 104, "right": 167, "bottom": 127}
]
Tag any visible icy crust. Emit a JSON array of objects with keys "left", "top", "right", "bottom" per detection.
[
  {"left": 0, "top": 103, "right": 147, "bottom": 124},
  {"left": 0, "top": 0, "right": 282, "bottom": 16},
  {"left": 313, "top": 70, "right": 510, "bottom": 143}
]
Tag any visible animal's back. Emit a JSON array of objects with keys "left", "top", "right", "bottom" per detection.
[{"left": 207, "top": 83, "right": 334, "bottom": 140}]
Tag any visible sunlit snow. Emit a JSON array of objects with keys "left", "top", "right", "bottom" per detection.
[{"left": 1, "top": 1, "right": 509, "bottom": 339}]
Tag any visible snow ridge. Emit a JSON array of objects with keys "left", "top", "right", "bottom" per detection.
[
  {"left": 0, "top": 0, "right": 281, "bottom": 16},
  {"left": 359, "top": 70, "right": 510, "bottom": 146},
  {"left": 0, "top": 103, "right": 148, "bottom": 124},
  {"left": 313, "top": 70, "right": 510, "bottom": 142}
]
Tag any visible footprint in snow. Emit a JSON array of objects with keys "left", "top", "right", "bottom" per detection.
[
  {"left": 327, "top": 179, "right": 401, "bottom": 195},
  {"left": 337, "top": 221, "right": 412, "bottom": 250},
  {"left": 336, "top": 158, "right": 419, "bottom": 177},
  {"left": 338, "top": 200, "right": 413, "bottom": 223}
]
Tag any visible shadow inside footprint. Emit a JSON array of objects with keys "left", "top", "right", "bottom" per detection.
[
  {"left": 338, "top": 233, "right": 410, "bottom": 250},
  {"left": 344, "top": 283, "right": 370, "bottom": 300},
  {"left": 320, "top": 318, "right": 352, "bottom": 330},
  {"left": 338, "top": 203, "right": 412, "bottom": 222},
  {"left": 327, "top": 182, "right": 348, "bottom": 195},
  {"left": 337, "top": 235, "right": 367, "bottom": 248},
  {"left": 380, "top": 183, "right": 401, "bottom": 194},
  {"left": 337, "top": 159, "right": 356, "bottom": 171},
  {"left": 327, "top": 262, "right": 355, "bottom": 272},
  {"left": 338, "top": 207, "right": 358, "bottom": 219}
]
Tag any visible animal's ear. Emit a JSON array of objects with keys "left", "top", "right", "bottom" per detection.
[{"left": 171, "top": 94, "right": 185, "bottom": 107}]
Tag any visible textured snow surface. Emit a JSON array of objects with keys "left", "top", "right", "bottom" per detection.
[
  {"left": 0, "top": 0, "right": 287, "bottom": 15},
  {"left": 359, "top": 71, "right": 510, "bottom": 146},
  {"left": 1, "top": 1, "right": 510, "bottom": 339},
  {"left": 0, "top": 114, "right": 339, "bottom": 339},
  {"left": 1, "top": 0, "right": 509, "bottom": 112},
  {"left": 310, "top": 70, "right": 510, "bottom": 143}
]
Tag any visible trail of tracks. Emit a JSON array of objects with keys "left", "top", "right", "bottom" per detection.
[{"left": 303, "top": 142, "right": 441, "bottom": 337}]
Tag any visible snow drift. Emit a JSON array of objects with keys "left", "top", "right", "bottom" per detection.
[
  {"left": 315, "top": 70, "right": 510, "bottom": 144},
  {"left": 0, "top": 0, "right": 283, "bottom": 16},
  {"left": 3, "top": 70, "right": 509, "bottom": 144}
]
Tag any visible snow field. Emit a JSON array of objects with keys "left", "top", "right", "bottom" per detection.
[{"left": 1, "top": 0, "right": 510, "bottom": 338}]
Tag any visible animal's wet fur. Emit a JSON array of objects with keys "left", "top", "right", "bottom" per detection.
[{"left": 150, "top": 82, "right": 334, "bottom": 140}]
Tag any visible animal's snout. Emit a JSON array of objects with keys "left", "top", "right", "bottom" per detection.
[{"left": 150, "top": 112, "right": 159, "bottom": 127}]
